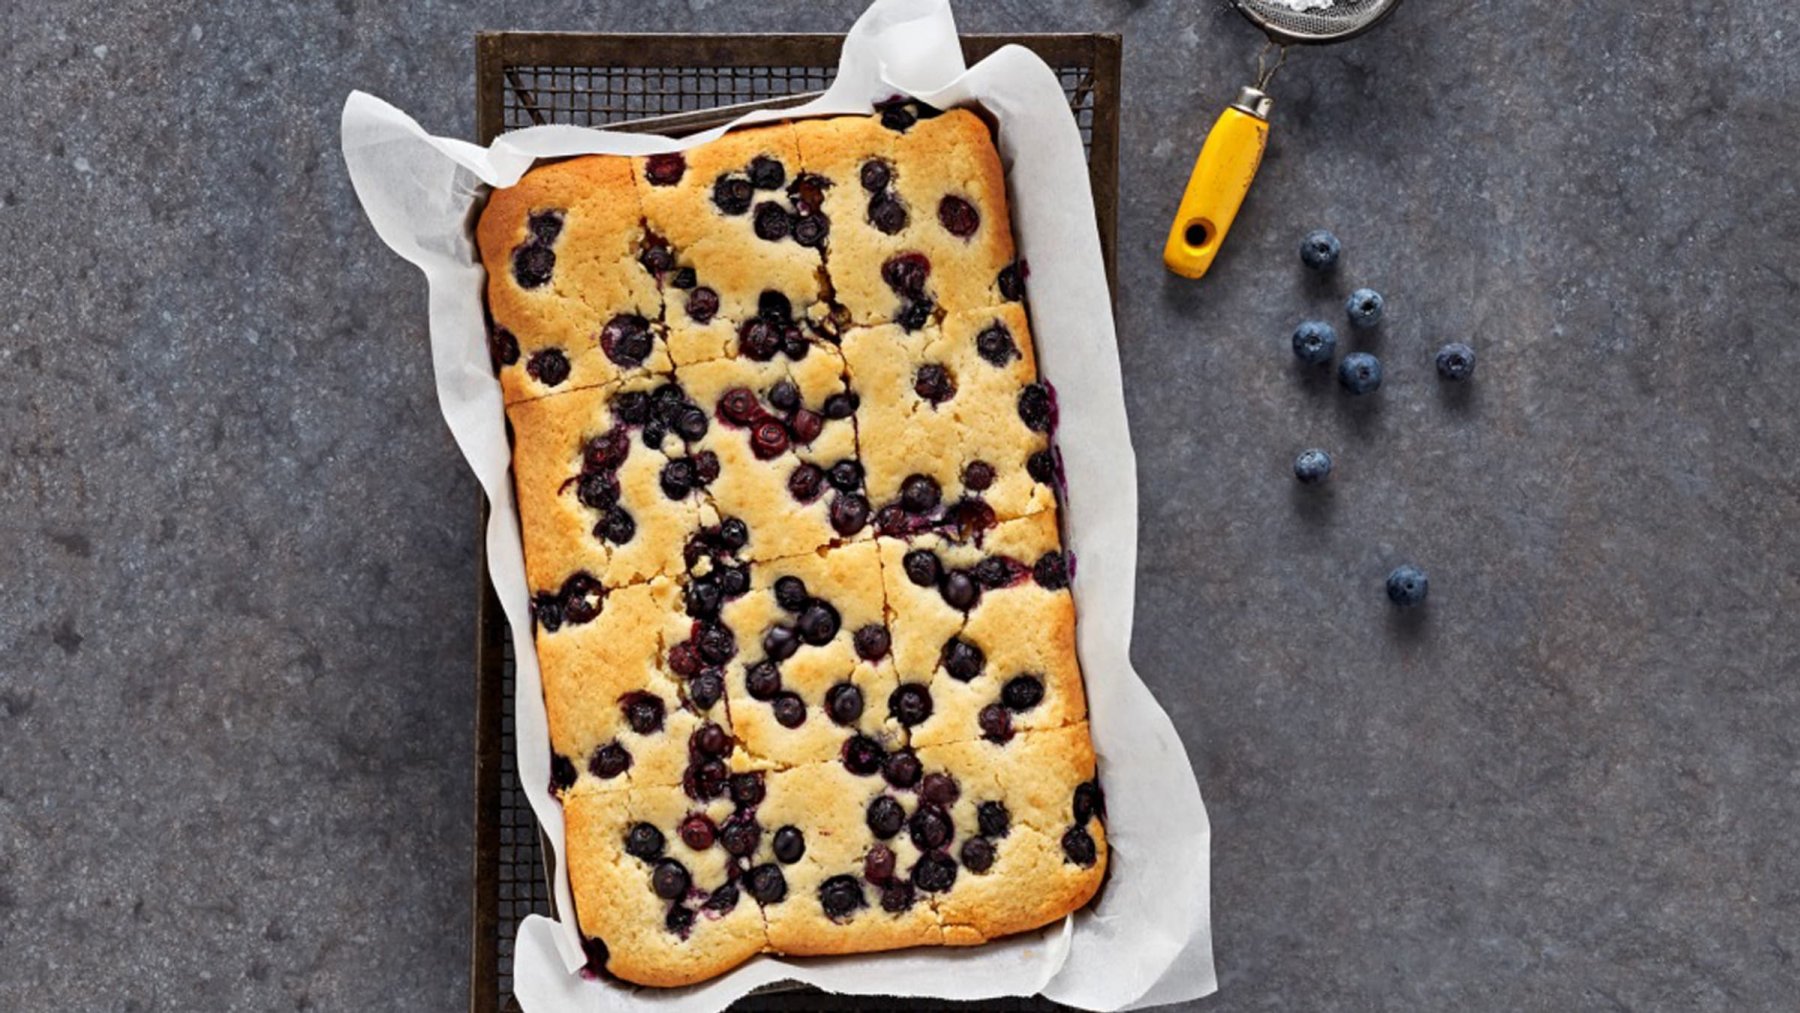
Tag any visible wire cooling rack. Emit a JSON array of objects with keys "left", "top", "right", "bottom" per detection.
[{"left": 471, "top": 31, "right": 1121, "bottom": 1013}]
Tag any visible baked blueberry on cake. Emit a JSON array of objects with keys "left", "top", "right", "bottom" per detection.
[{"left": 478, "top": 102, "right": 1105, "bottom": 989}]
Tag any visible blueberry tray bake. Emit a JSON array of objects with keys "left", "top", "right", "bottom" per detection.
[{"left": 477, "top": 100, "right": 1107, "bottom": 988}]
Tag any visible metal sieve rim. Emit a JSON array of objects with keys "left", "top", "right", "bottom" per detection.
[{"left": 1233, "top": 0, "right": 1403, "bottom": 45}]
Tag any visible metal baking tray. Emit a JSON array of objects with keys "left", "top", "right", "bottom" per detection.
[{"left": 471, "top": 30, "right": 1122, "bottom": 1013}]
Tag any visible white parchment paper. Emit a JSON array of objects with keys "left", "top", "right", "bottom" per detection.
[{"left": 341, "top": 1, "right": 1215, "bottom": 1008}]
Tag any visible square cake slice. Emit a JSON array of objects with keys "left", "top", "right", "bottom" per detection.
[{"left": 477, "top": 155, "right": 668, "bottom": 404}]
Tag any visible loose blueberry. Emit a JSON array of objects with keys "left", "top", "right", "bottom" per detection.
[
  {"left": 1294, "top": 448, "right": 1332, "bottom": 485},
  {"left": 1338, "top": 352, "right": 1383, "bottom": 395},
  {"left": 1386, "top": 564, "right": 1429, "bottom": 607},
  {"left": 678, "top": 814, "right": 716, "bottom": 851},
  {"left": 1017, "top": 383, "right": 1054, "bottom": 432},
  {"left": 686, "top": 286, "right": 720, "bottom": 323},
  {"left": 788, "top": 462, "right": 825, "bottom": 502},
  {"left": 550, "top": 754, "right": 578, "bottom": 792},
  {"left": 730, "top": 772, "right": 766, "bottom": 808},
  {"left": 1300, "top": 229, "right": 1340, "bottom": 272},
  {"left": 882, "top": 750, "right": 922, "bottom": 789},
  {"left": 826, "top": 683, "right": 865, "bottom": 725},
  {"left": 912, "top": 851, "right": 957, "bottom": 893},
  {"left": 867, "top": 795, "right": 905, "bottom": 839},
  {"left": 527, "top": 348, "right": 570, "bottom": 387},
  {"left": 713, "top": 175, "right": 754, "bottom": 215},
  {"left": 745, "top": 863, "right": 787, "bottom": 904},
  {"left": 842, "top": 734, "right": 886, "bottom": 776},
  {"left": 748, "top": 155, "right": 786, "bottom": 190},
  {"left": 590, "top": 742, "right": 631, "bottom": 779},
  {"left": 977, "top": 800, "right": 1011, "bottom": 839},
  {"left": 888, "top": 683, "right": 933, "bottom": 727},
  {"left": 1061, "top": 825, "right": 1098, "bottom": 866},
  {"left": 1435, "top": 342, "right": 1476, "bottom": 381},
  {"left": 771, "top": 692, "right": 806, "bottom": 728},
  {"left": 1346, "top": 288, "right": 1385, "bottom": 330},
  {"left": 978, "top": 704, "right": 1014, "bottom": 742},
  {"left": 819, "top": 876, "right": 865, "bottom": 920},
  {"left": 773, "top": 826, "right": 806, "bottom": 864},
  {"left": 829, "top": 493, "right": 870, "bottom": 535},
  {"left": 853, "top": 624, "right": 891, "bottom": 662},
  {"left": 644, "top": 153, "right": 686, "bottom": 186},
  {"left": 623, "top": 692, "right": 666, "bottom": 735},
  {"left": 625, "top": 822, "right": 666, "bottom": 860},
  {"left": 940, "top": 571, "right": 981, "bottom": 611},
  {"left": 960, "top": 837, "right": 997, "bottom": 873},
  {"left": 941, "top": 638, "right": 985, "bottom": 681},
  {"left": 1292, "top": 320, "right": 1338, "bottom": 365},
  {"left": 513, "top": 243, "right": 555, "bottom": 288}
]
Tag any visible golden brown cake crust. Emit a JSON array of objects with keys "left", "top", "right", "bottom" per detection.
[{"left": 491, "top": 101, "right": 1102, "bottom": 989}]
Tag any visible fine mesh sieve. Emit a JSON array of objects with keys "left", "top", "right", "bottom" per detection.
[
  {"left": 1161, "top": 0, "right": 1404, "bottom": 278},
  {"left": 1235, "top": 0, "right": 1401, "bottom": 46}
]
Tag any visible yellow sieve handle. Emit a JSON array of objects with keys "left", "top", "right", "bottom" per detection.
[{"left": 1162, "top": 87, "right": 1272, "bottom": 279}]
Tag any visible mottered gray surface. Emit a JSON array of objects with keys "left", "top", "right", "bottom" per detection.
[{"left": 2, "top": 1, "right": 1797, "bottom": 1010}]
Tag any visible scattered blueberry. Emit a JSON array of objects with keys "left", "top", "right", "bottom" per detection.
[
  {"left": 644, "top": 153, "right": 686, "bottom": 186},
  {"left": 1294, "top": 448, "right": 1333, "bottom": 484},
  {"left": 745, "top": 863, "right": 787, "bottom": 904},
  {"left": 888, "top": 683, "right": 934, "bottom": 726},
  {"left": 819, "top": 876, "right": 866, "bottom": 920},
  {"left": 773, "top": 826, "right": 806, "bottom": 864},
  {"left": 1345, "top": 288, "right": 1384, "bottom": 330},
  {"left": 977, "top": 801, "right": 1011, "bottom": 838},
  {"left": 625, "top": 823, "right": 665, "bottom": 860},
  {"left": 1292, "top": 320, "right": 1338, "bottom": 365},
  {"left": 1385, "top": 564, "right": 1429, "bottom": 607},
  {"left": 1338, "top": 351, "right": 1383, "bottom": 395},
  {"left": 748, "top": 155, "right": 786, "bottom": 190},
  {"left": 1061, "top": 825, "right": 1098, "bottom": 867},
  {"left": 960, "top": 837, "right": 996, "bottom": 873},
  {"left": 826, "top": 683, "right": 864, "bottom": 725},
  {"left": 1300, "top": 229, "right": 1340, "bottom": 272},
  {"left": 1435, "top": 342, "right": 1476, "bottom": 381}
]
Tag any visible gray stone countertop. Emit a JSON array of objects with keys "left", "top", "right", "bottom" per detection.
[{"left": 3, "top": 1, "right": 1797, "bottom": 1010}]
